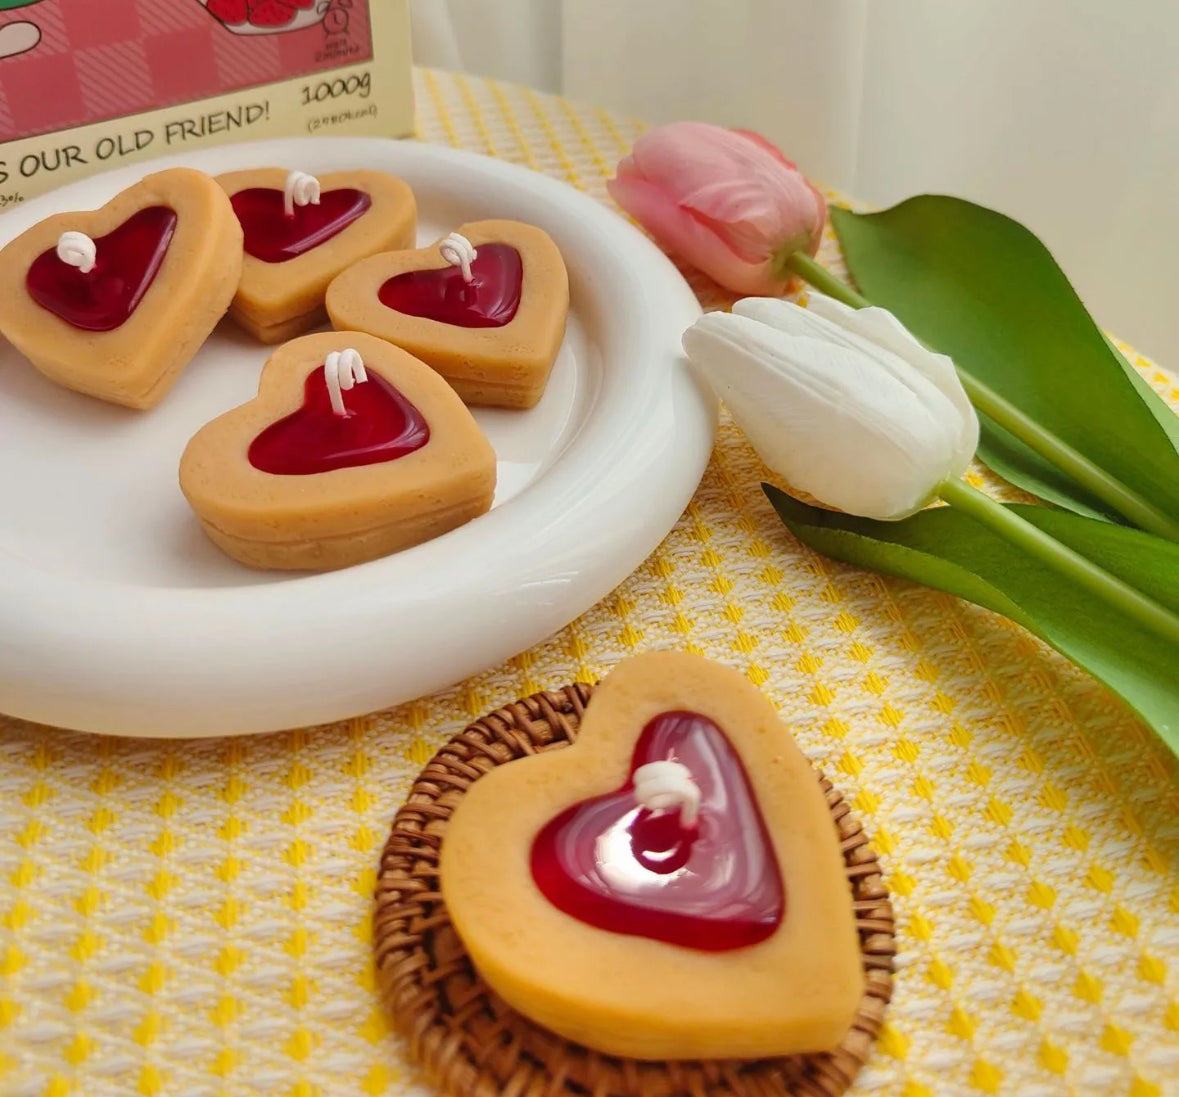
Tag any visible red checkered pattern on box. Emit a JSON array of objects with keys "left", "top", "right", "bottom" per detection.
[{"left": 0, "top": 0, "right": 373, "bottom": 142}]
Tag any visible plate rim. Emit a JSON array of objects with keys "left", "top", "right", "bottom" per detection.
[{"left": 0, "top": 136, "right": 715, "bottom": 737}]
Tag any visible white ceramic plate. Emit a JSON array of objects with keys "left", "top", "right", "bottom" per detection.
[{"left": 0, "top": 138, "right": 714, "bottom": 737}]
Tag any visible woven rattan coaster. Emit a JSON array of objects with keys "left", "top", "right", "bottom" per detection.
[{"left": 374, "top": 683, "right": 896, "bottom": 1097}]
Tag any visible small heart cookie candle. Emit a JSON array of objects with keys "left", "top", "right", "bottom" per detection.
[
  {"left": 0, "top": 167, "right": 242, "bottom": 409},
  {"left": 217, "top": 167, "right": 417, "bottom": 344},
  {"left": 179, "top": 331, "right": 496, "bottom": 571},
  {"left": 440, "top": 651, "right": 865, "bottom": 1061},
  {"left": 325, "top": 219, "right": 568, "bottom": 409}
]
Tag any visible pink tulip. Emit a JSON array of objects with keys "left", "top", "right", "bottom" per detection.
[{"left": 608, "top": 122, "right": 827, "bottom": 296}]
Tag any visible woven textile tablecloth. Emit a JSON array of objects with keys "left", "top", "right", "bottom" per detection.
[{"left": 2, "top": 68, "right": 1178, "bottom": 1097}]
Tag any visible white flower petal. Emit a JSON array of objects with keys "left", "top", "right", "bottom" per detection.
[
  {"left": 682, "top": 311, "right": 968, "bottom": 519},
  {"left": 736, "top": 294, "right": 979, "bottom": 479},
  {"left": 800, "top": 293, "right": 980, "bottom": 468},
  {"left": 735, "top": 298, "right": 963, "bottom": 437}
]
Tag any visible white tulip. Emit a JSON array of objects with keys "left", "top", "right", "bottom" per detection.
[{"left": 681, "top": 293, "right": 980, "bottom": 520}]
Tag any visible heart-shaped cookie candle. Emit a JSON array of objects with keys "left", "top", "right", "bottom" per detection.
[
  {"left": 179, "top": 331, "right": 496, "bottom": 571},
  {"left": 217, "top": 168, "right": 416, "bottom": 344},
  {"left": 325, "top": 220, "right": 568, "bottom": 409},
  {"left": 440, "top": 651, "right": 865, "bottom": 1061},
  {"left": 0, "top": 167, "right": 243, "bottom": 408}
]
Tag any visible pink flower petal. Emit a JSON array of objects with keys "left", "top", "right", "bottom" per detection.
[
  {"left": 731, "top": 128, "right": 798, "bottom": 170},
  {"left": 622, "top": 121, "right": 825, "bottom": 261},
  {"left": 608, "top": 172, "right": 787, "bottom": 296}
]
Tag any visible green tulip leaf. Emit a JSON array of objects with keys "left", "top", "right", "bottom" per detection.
[
  {"left": 764, "top": 485, "right": 1179, "bottom": 755},
  {"left": 830, "top": 197, "right": 1179, "bottom": 527},
  {"left": 1104, "top": 334, "right": 1179, "bottom": 452}
]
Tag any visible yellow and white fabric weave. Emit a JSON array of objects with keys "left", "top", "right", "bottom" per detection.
[{"left": 1, "top": 68, "right": 1177, "bottom": 1097}]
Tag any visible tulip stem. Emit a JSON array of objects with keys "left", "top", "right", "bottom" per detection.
[
  {"left": 783, "top": 251, "right": 871, "bottom": 309},
  {"left": 784, "top": 251, "right": 1179, "bottom": 541},
  {"left": 938, "top": 478, "right": 1179, "bottom": 646}
]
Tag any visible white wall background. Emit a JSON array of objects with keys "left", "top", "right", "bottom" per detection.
[{"left": 414, "top": 0, "right": 1177, "bottom": 366}]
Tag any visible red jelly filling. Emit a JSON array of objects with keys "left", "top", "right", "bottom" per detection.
[
  {"left": 248, "top": 365, "right": 430, "bottom": 476},
  {"left": 531, "top": 711, "right": 785, "bottom": 951},
  {"left": 230, "top": 187, "right": 372, "bottom": 263},
  {"left": 378, "top": 243, "right": 522, "bottom": 328},
  {"left": 27, "top": 206, "right": 177, "bottom": 332}
]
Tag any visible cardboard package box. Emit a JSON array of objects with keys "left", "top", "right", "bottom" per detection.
[{"left": 0, "top": 0, "right": 414, "bottom": 205}]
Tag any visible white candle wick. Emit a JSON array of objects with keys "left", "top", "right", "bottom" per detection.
[
  {"left": 284, "top": 170, "right": 321, "bottom": 218},
  {"left": 439, "top": 231, "right": 478, "bottom": 283},
  {"left": 56, "top": 231, "right": 97, "bottom": 274},
  {"left": 324, "top": 349, "right": 368, "bottom": 417},
  {"left": 633, "top": 760, "right": 700, "bottom": 828}
]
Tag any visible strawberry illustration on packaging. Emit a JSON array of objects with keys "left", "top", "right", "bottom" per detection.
[{"left": 200, "top": 0, "right": 327, "bottom": 35}]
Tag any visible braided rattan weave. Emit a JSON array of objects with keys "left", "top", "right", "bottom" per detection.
[{"left": 374, "top": 683, "right": 895, "bottom": 1097}]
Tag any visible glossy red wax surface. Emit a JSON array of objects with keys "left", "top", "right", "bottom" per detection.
[
  {"left": 530, "top": 710, "right": 785, "bottom": 951},
  {"left": 248, "top": 365, "right": 430, "bottom": 476},
  {"left": 231, "top": 187, "right": 371, "bottom": 263},
  {"left": 378, "top": 243, "right": 522, "bottom": 328},
  {"left": 27, "top": 206, "right": 177, "bottom": 332}
]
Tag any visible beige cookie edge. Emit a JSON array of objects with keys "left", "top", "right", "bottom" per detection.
[{"left": 197, "top": 488, "right": 494, "bottom": 571}]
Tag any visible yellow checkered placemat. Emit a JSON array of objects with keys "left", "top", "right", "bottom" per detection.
[{"left": 2, "top": 68, "right": 1178, "bottom": 1097}]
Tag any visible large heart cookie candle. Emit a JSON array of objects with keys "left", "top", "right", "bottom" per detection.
[
  {"left": 0, "top": 168, "right": 242, "bottom": 409},
  {"left": 179, "top": 331, "right": 496, "bottom": 571},
  {"left": 325, "top": 220, "right": 568, "bottom": 409},
  {"left": 440, "top": 651, "right": 865, "bottom": 1061},
  {"left": 217, "top": 168, "right": 416, "bottom": 344}
]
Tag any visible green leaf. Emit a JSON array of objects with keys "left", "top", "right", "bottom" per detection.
[
  {"left": 764, "top": 485, "right": 1179, "bottom": 755},
  {"left": 1104, "top": 334, "right": 1179, "bottom": 453},
  {"left": 830, "top": 197, "right": 1179, "bottom": 525}
]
